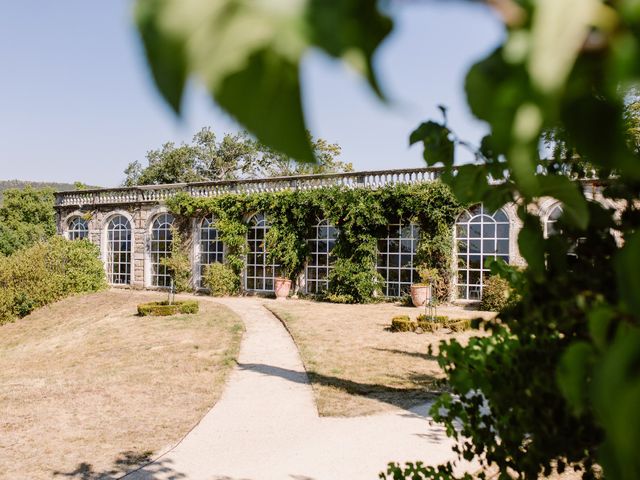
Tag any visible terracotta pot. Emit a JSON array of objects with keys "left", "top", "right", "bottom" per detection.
[
  {"left": 274, "top": 277, "right": 292, "bottom": 300},
  {"left": 410, "top": 284, "right": 431, "bottom": 307}
]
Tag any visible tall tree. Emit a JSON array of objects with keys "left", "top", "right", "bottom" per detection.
[{"left": 123, "top": 127, "right": 349, "bottom": 185}]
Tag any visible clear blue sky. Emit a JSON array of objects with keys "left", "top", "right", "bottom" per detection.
[{"left": 0, "top": 1, "right": 503, "bottom": 187}]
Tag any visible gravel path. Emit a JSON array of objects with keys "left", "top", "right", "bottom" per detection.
[{"left": 126, "top": 297, "right": 466, "bottom": 480}]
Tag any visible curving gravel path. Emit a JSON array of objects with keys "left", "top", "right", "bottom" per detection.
[{"left": 126, "top": 297, "right": 467, "bottom": 480}]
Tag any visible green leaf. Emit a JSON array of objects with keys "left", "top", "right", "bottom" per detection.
[
  {"left": 615, "top": 230, "right": 640, "bottom": 317},
  {"left": 557, "top": 341, "right": 595, "bottom": 415},
  {"left": 409, "top": 121, "right": 454, "bottom": 167},
  {"left": 307, "top": 0, "right": 392, "bottom": 98},
  {"left": 216, "top": 49, "right": 313, "bottom": 163},
  {"left": 537, "top": 175, "right": 589, "bottom": 229},
  {"left": 134, "top": 0, "right": 393, "bottom": 163},
  {"left": 135, "top": 0, "right": 188, "bottom": 114},
  {"left": 517, "top": 212, "right": 545, "bottom": 280}
]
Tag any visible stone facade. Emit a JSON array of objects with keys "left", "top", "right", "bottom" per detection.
[{"left": 54, "top": 167, "right": 605, "bottom": 300}]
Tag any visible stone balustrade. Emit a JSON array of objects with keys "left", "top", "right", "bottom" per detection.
[{"left": 55, "top": 167, "right": 447, "bottom": 207}]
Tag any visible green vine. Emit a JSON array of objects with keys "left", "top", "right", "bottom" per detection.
[{"left": 167, "top": 182, "right": 462, "bottom": 302}]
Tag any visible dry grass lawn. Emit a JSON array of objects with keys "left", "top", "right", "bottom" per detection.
[
  {"left": 266, "top": 300, "right": 495, "bottom": 417},
  {"left": 0, "top": 290, "right": 243, "bottom": 480}
]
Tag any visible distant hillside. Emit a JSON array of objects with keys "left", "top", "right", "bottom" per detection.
[{"left": 0, "top": 180, "right": 97, "bottom": 203}]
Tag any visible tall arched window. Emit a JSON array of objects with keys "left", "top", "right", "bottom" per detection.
[
  {"left": 306, "top": 219, "right": 338, "bottom": 294},
  {"left": 150, "top": 213, "right": 174, "bottom": 288},
  {"left": 455, "top": 204, "right": 510, "bottom": 300},
  {"left": 544, "top": 204, "right": 563, "bottom": 237},
  {"left": 106, "top": 215, "right": 132, "bottom": 285},
  {"left": 68, "top": 217, "right": 89, "bottom": 240},
  {"left": 377, "top": 220, "right": 420, "bottom": 297},
  {"left": 245, "top": 213, "right": 279, "bottom": 292},
  {"left": 199, "top": 215, "right": 224, "bottom": 287}
]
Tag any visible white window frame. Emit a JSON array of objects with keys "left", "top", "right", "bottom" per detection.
[
  {"left": 455, "top": 204, "right": 510, "bottom": 300},
  {"left": 305, "top": 219, "right": 338, "bottom": 294},
  {"left": 68, "top": 216, "right": 89, "bottom": 240},
  {"left": 245, "top": 213, "right": 279, "bottom": 292},
  {"left": 376, "top": 220, "right": 420, "bottom": 297},
  {"left": 198, "top": 215, "right": 225, "bottom": 287},
  {"left": 150, "top": 213, "right": 174, "bottom": 288},
  {"left": 106, "top": 214, "right": 132, "bottom": 285}
]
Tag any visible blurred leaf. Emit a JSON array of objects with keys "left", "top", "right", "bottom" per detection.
[
  {"left": 615, "top": 230, "right": 640, "bottom": 316},
  {"left": 134, "top": 0, "right": 392, "bottom": 163},
  {"left": 557, "top": 341, "right": 595, "bottom": 415},
  {"left": 517, "top": 213, "right": 545, "bottom": 280},
  {"left": 537, "top": 175, "right": 589, "bottom": 229},
  {"left": 528, "top": 0, "right": 602, "bottom": 93},
  {"left": 135, "top": 0, "right": 188, "bottom": 113},
  {"left": 307, "top": 0, "right": 392, "bottom": 98},
  {"left": 409, "top": 121, "right": 454, "bottom": 167}
]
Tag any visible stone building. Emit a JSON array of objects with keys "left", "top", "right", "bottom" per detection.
[{"left": 54, "top": 167, "right": 603, "bottom": 301}]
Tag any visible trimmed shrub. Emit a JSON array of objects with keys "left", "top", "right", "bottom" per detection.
[
  {"left": 391, "top": 315, "right": 415, "bottom": 332},
  {"left": 202, "top": 262, "right": 239, "bottom": 296},
  {"left": 448, "top": 318, "right": 472, "bottom": 332},
  {"left": 416, "top": 320, "right": 438, "bottom": 333},
  {"left": 416, "top": 314, "right": 449, "bottom": 324},
  {"left": 480, "top": 275, "right": 518, "bottom": 312},
  {"left": 0, "top": 236, "right": 107, "bottom": 324},
  {"left": 137, "top": 300, "right": 199, "bottom": 316}
]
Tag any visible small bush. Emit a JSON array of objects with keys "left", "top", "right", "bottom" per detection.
[
  {"left": 448, "top": 318, "right": 472, "bottom": 332},
  {"left": 137, "top": 300, "right": 199, "bottom": 316},
  {"left": 480, "top": 275, "right": 518, "bottom": 312},
  {"left": 0, "top": 236, "right": 106, "bottom": 324},
  {"left": 202, "top": 262, "right": 239, "bottom": 296},
  {"left": 324, "top": 293, "right": 355, "bottom": 304},
  {"left": 391, "top": 315, "right": 415, "bottom": 332},
  {"left": 416, "top": 314, "right": 449, "bottom": 324},
  {"left": 160, "top": 228, "right": 191, "bottom": 293},
  {"left": 416, "top": 320, "right": 438, "bottom": 333}
]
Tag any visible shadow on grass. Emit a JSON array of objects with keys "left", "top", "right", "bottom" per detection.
[
  {"left": 237, "top": 362, "right": 439, "bottom": 411},
  {"left": 370, "top": 347, "right": 438, "bottom": 361},
  {"left": 53, "top": 451, "right": 185, "bottom": 480}
]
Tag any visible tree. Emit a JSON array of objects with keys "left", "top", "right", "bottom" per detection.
[
  {"left": 0, "top": 187, "right": 56, "bottom": 256},
  {"left": 123, "top": 127, "right": 350, "bottom": 185},
  {"left": 134, "top": 1, "right": 640, "bottom": 479}
]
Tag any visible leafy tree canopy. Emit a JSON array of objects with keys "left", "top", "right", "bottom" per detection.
[
  {"left": 0, "top": 187, "right": 56, "bottom": 256},
  {"left": 123, "top": 127, "right": 351, "bottom": 186}
]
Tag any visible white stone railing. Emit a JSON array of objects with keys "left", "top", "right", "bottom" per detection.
[{"left": 55, "top": 167, "right": 447, "bottom": 207}]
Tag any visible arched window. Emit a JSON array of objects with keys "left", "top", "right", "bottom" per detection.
[
  {"left": 106, "top": 215, "right": 132, "bottom": 285},
  {"left": 544, "top": 204, "right": 562, "bottom": 237},
  {"left": 150, "top": 213, "right": 174, "bottom": 288},
  {"left": 68, "top": 216, "right": 89, "bottom": 240},
  {"left": 455, "top": 204, "right": 510, "bottom": 300},
  {"left": 377, "top": 220, "right": 420, "bottom": 297},
  {"left": 199, "top": 215, "right": 224, "bottom": 287},
  {"left": 306, "top": 219, "right": 338, "bottom": 294},
  {"left": 245, "top": 213, "right": 279, "bottom": 292}
]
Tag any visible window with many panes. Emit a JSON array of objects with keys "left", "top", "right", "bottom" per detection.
[
  {"left": 245, "top": 213, "right": 279, "bottom": 291},
  {"left": 68, "top": 217, "right": 88, "bottom": 240},
  {"left": 150, "top": 213, "right": 174, "bottom": 288},
  {"left": 377, "top": 221, "right": 420, "bottom": 297},
  {"left": 199, "top": 215, "right": 224, "bottom": 287},
  {"left": 106, "top": 215, "right": 131, "bottom": 285},
  {"left": 455, "top": 204, "right": 510, "bottom": 300},
  {"left": 306, "top": 219, "right": 338, "bottom": 294}
]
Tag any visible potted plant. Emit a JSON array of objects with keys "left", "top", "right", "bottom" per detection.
[
  {"left": 274, "top": 272, "right": 292, "bottom": 300},
  {"left": 410, "top": 265, "right": 439, "bottom": 307},
  {"left": 266, "top": 226, "right": 300, "bottom": 300}
]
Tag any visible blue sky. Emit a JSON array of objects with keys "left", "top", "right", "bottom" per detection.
[{"left": 0, "top": 1, "right": 503, "bottom": 187}]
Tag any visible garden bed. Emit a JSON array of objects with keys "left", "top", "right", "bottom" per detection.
[{"left": 137, "top": 300, "right": 199, "bottom": 316}]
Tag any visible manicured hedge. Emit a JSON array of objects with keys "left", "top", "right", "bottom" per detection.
[
  {"left": 0, "top": 236, "right": 107, "bottom": 324},
  {"left": 137, "top": 300, "right": 199, "bottom": 316},
  {"left": 391, "top": 314, "right": 473, "bottom": 333}
]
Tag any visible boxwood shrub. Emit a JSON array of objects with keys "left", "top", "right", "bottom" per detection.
[
  {"left": 0, "top": 236, "right": 107, "bottom": 324},
  {"left": 137, "top": 300, "right": 199, "bottom": 316}
]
